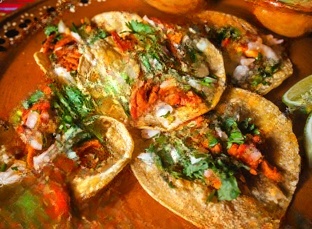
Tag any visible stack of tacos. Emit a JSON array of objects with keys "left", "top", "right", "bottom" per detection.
[{"left": 3, "top": 9, "right": 300, "bottom": 228}]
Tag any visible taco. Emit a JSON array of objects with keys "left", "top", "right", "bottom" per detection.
[
  {"left": 10, "top": 83, "right": 134, "bottom": 201},
  {"left": 191, "top": 11, "right": 293, "bottom": 95},
  {"left": 35, "top": 11, "right": 226, "bottom": 131},
  {"left": 131, "top": 87, "right": 300, "bottom": 228}
]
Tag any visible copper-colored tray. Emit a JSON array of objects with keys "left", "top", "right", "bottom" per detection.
[{"left": 0, "top": 0, "right": 311, "bottom": 227}]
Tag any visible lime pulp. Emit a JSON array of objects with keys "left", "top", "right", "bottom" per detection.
[
  {"left": 304, "top": 112, "right": 312, "bottom": 168},
  {"left": 282, "top": 74, "right": 312, "bottom": 114}
]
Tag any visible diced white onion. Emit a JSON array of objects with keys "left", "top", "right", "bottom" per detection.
[
  {"left": 248, "top": 41, "right": 279, "bottom": 61},
  {"left": 240, "top": 58, "right": 255, "bottom": 66},
  {"left": 170, "top": 148, "right": 180, "bottom": 163},
  {"left": 67, "top": 151, "right": 79, "bottom": 160},
  {"left": 141, "top": 129, "right": 160, "bottom": 139},
  {"left": 196, "top": 38, "right": 209, "bottom": 52},
  {"left": 25, "top": 111, "right": 39, "bottom": 129},
  {"left": 260, "top": 44, "right": 279, "bottom": 61},
  {"left": 0, "top": 161, "right": 27, "bottom": 186},
  {"left": 54, "top": 66, "right": 75, "bottom": 83},
  {"left": 71, "top": 31, "right": 82, "bottom": 42},
  {"left": 156, "top": 104, "right": 173, "bottom": 117},
  {"left": 190, "top": 156, "right": 202, "bottom": 164},
  {"left": 58, "top": 20, "right": 67, "bottom": 33},
  {"left": 264, "top": 34, "right": 284, "bottom": 45},
  {"left": 30, "top": 139, "right": 42, "bottom": 151},
  {"left": 188, "top": 78, "right": 200, "bottom": 88},
  {"left": 233, "top": 65, "right": 249, "bottom": 82},
  {"left": 215, "top": 127, "right": 228, "bottom": 141},
  {"left": 138, "top": 152, "right": 154, "bottom": 165}
]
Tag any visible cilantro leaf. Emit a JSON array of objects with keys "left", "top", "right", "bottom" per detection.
[
  {"left": 44, "top": 25, "right": 59, "bottom": 36},
  {"left": 127, "top": 20, "right": 155, "bottom": 34},
  {"left": 228, "top": 131, "right": 244, "bottom": 147},
  {"left": 217, "top": 27, "right": 241, "bottom": 41},
  {"left": 200, "top": 76, "right": 216, "bottom": 87},
  {"left": 217, "top": 175, "right": 241, "bottom": 201},
  {"left": 183, "top": 159, "right": 209, "bottom": 180},
  {"left": 206, "top": 133, "right": 219, "bottom": 147},
  {"left": 22, "top": 90, "right": 44, "bottom": 109},
  {"left": 89, "top": 28, "right": 108, "bottom": 44}
]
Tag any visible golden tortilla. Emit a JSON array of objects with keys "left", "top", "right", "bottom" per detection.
[
  {"left": 192, "top": 11, "right": 293, "bottom": 95},
  {"left": 70, "top": 115, "right": 134, "bottom": 201},
  {"left": 131, "top": 88, "right": 300, "bottom": 228}
]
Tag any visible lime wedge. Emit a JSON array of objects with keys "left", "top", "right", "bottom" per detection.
[
  {"left": 282, "top": 75, "right": 312, "bottom": 114},
  {"left": 304, "top": 112, "right": 312, "bottom": 168}
]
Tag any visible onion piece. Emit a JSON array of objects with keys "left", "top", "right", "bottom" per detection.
[
  {"left": 196, "top": 38, "right": 209, "bottom": 52},
  {"left": 58, "top": 20, "right": 67, "bottom": 33},
  {"left": 240, "top": 58, "right": 255, "bottom": 66},
  {"left": 25, "top": 111, "right": 39, "bottom": 129},
  {"left": 156, "top": 103, "right": 173, "bottom": 117},
  {"left": 233, "top": 65, "right": 249, "bottom": 82},
  {"left": 141, "top": 129, "right": 161, "bottom": 139},
  {"left": 29, "top": 131, "right": 43, "bottom": 150},
  {"left": 138, "top": 152, "right": 154, "bottom": 165},
  {"left": 0, "top": 161, "right": 27, "bottom": 186}
]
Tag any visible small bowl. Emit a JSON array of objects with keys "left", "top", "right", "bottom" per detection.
[
  {"left": 143, "top": 0, "right": 207, "bottom": 14},
  {"left": 245, "top": 0, "right": 312, "bottom": 37}
]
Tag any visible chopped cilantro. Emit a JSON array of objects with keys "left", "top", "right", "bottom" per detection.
[
  {"left": 142, "top": 112, "right": 264, "bottom": 202},
  {"left": 22, "top": 90, "right": 44, "bottom": 109},
  {"left": 206, "top": 133, "right": 219, "bottom": 147},
  {"left": 51, "top": 84, "right": 95, "bottom": 130},
  {"left": 127, "top": 20, "right": 155, "bottom": 34},
  {"left": 217, "top": 27, "right": 241, "bottom": 41},
  {"left": 139, "top": 53, "right": 152, "bottom": 72},
  {"left": 239, "top": 117, "right": 260, "bottom": 135},
  {"left": 183, "top": 159, "right": 209, "bottom": 180},
  {"left": 250, "top": 61, "right": 280, "bottom": 86},
  {"left": 227, "top": 131, "right": 245, "bottom": 147},
  {"left": 217, "top": 174, "right": 240, "bottom": 201},
  {"left": 44, "top": 25, "right": 59, "bottom": 36},
  {"left": 200, "top": 76, "right": 216, "bottom": 87},
  {"left": 89, "top": 28, "right": 108, "bottom": 44}
]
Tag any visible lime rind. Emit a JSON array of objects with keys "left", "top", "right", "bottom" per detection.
[
  {"left": 304, "top": 112, "right": 312, "bottom": 168},
  {"left": 282, "top": 75, "right": 312, "bottom": 114}
]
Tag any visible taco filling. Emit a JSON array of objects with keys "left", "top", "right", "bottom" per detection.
[
  {"left": 131, "top": 88, "right": 300, "bottom": 228},
  {"left": 193, "top": 11, "right": 293, "bottom": 95},
  {"left": 35, "top": 12, "right": 226, "bottom": 130},
  {"left": 10, "top": 82, "right": 134, "bottom": 200},
  {"left": 138, "top": 112, "right": 282, "bottom": 201}
]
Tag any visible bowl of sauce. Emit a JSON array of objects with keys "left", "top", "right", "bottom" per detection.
[
  {"left": 142, "top": 0, "right": 207, "bottom": 14},
  {"left": 245, "top": 0, "right": 312, "bottom": 37}
]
